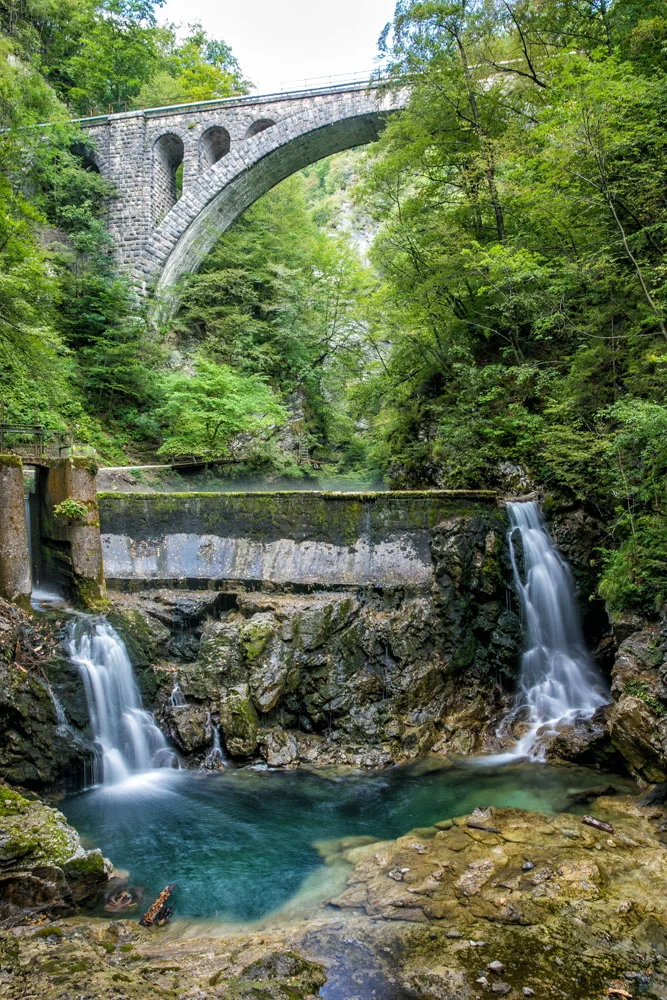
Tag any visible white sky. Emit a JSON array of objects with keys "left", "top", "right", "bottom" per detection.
[{"left": 159, "top": 0, "right": 396, "bottom": 94}]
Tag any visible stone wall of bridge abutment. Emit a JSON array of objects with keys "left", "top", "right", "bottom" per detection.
[{"left": 77, "top": 83, "right": 406, "bottom": 300}]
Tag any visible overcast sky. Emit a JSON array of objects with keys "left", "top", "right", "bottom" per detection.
[{"left": 159, "top": 0, "right": 396, "bottom": 94}]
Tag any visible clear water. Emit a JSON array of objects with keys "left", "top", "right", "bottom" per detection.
[
  {"left": 502, "top": 501, "right": 609, "bottom": 759},
  {"left": 61, "top": 759, "right": 632, "bottom": 924}
]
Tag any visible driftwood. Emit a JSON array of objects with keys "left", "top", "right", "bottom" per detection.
[
  {"left": 567, "top": 785, "right": 617, "bottom": 805},
  {"left": 467, "top": 820, "right": 501, "bottom": 834},
  {"left": 140, "top": 883, "right": 177, "bottom": 927},
  {"left": 582, "top": 815, "right": 614, "bottom": 834}
]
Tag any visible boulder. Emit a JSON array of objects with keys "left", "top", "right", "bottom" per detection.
[
  {"left": 0, "top": 784, "right": 111, "bottom": 927},
  {"left": 544, "top": 707, "right": 624, "bottom": 770},
  {"left": 219, "top": 685, "right": 259, "bottom": 757}
]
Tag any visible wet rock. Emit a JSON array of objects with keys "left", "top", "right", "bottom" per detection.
[
  {"left": 0, "top": 600, "right": 91, "bottom": 790},
  {"left": 164, "top": 704, "right": 210, "bottom": 754},
  {"left": 259, "top": 728, "right": 299, "bottom": 767},
  {"left": 0, "top": 783, "right": 111, "bottom": 927},
  {"left": 543, "top": 707, "right": 624, "bottom": 770}
]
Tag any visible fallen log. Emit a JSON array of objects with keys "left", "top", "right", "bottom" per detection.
[
  {"left": 140, "top": 883, "right": 177, "bottom": 927},
  {"left": 582, "top": 815, "right": 614, "bottom": 834}
]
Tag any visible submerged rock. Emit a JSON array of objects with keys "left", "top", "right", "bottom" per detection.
[{"left": 0, "top": 783, "right": 111, "bottom": 927}]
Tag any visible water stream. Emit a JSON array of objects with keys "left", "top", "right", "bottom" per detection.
[
  {"left": 503, "top": 501, "right": 608, "bottom": 758},
  {"left": 66, "top": 618, "right": 178, "bottom": 786}
]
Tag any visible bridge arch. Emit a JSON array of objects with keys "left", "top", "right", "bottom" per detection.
[
  {"left": 147, "top": 89, "right": 403, "bottom": 319},
  {"left": 245, "top": 118, "right": 276, "bottom": 138},
  {"left": 199, "top": 126, "right": 230, "bottom": 169}
]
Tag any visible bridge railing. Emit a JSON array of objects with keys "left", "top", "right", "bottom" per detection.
[{"left": 73, "top": 74, "right": 393, "bottom": 126}]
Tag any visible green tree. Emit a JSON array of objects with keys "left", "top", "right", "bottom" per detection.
[{"left": 156, "top": 358, "right": 286, "bottom": 460}]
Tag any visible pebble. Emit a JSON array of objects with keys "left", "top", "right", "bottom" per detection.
[
  {"left": 522, "top": 990, "right": 535, "bottom": 998},
  {"left": 492, "top": 985, "right": 511, "bottom": 996},
  {"left": 522, "top": 861, "right": 535, "bottom": 871},
  {"left": 476, "top": 976, "right": 489, "bottom": 987},
  {"left": 488, "top": 961, "right": 505, "bottom": 974},
  {"left": 446, "top": 929, "right": 463, "bottom": 939}
]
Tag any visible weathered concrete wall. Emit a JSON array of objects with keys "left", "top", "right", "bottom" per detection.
[
  {"left": 98, "top": 490, "right": 498, "bottom": 590},
  {"left": 39, "top": 459, "right": 106, "bottom": 604},
  {"left": 0, "top": 455, "right": 31, "bottom": 604},
  {"left": 78, "top": 83, "right": 406, "bottom": 307}
]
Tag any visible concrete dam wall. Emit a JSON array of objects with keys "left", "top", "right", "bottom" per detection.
[{"left": 98, "top": 490, "right": 499, "bottom": 590}]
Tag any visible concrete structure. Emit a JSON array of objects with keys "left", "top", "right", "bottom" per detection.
[
  {"left": 97, "top": 490, "right": 497, "bottom": 591},
  {"left": 78, "top": 81, "right": 406, "bottom": 314},
  {"left": 0, "top": 455, "right": 31, "bottom": 605},
  {"left": 36, "top": 459, "right": 106, "bottom": 604}
]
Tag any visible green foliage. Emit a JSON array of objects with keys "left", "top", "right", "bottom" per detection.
[
  {"left": 133, "top": 23, "right": 249, "bottom": 108},
  {"left": 0, "top": 5, "right": 246, "bottom": 461},
  {"left": 156, "top": 358, "right": 287, "bottom": 460},
  {"left": 171, "top": 173, "right": 372, "bottom": 463},
  {"left": 52, "top": 497, "right": 89, "bottom": 523},
  {"left": 346, "top": 0, "right": 667, "bottom": 609},
  {"left": 623, "top": 679, "right": 667, "bottom": 716}
]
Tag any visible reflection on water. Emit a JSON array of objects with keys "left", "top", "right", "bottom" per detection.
[{"left": 61, "top": 759, "right": 633, "bottom": 924}]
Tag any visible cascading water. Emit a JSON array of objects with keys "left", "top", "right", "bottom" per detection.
[
  {"left": 169, "top": 681, "right": 187, "bottom": 709},
  {"left": 67, "top": 618, "right": 177, "bottom": 786},
  {"left": 504, "top": 501, "right": 608, "bottom": 759},
  {"left": 203, "top": 712, "right": 226, "bottom": 769}
]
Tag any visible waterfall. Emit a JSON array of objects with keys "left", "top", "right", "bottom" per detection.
[
  {"left": 67, "top": 618, "right": 177, "bottom": 786},
  {"left": 203, "top": 712, "right": 226, "bottom": 769},
  {"left": 505, "top": 501, "right": 608, "bottom": 759},
  {"left": 169, "top": 681, "right": 187, "bottom": 709}
]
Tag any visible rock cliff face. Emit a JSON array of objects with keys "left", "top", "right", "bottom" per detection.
[
  {"left": 607, "top": 622, "right": 667, "bottom": 783},
  {"left": 0, "top": 599, "right": 92, "bottom": 789},
  {"left": 108, "top": 508, "right": 522, "bottom": 768}
]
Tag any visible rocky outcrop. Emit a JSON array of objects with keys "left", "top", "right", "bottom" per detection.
[
  {"left": 0, "top": 599, "right": 91, "bottom": 790},
  {"left": 608, "top": 623, "right": 667, "bottom": 783},
  {"left": 111, "top": 509, "right": 521, "bottom": 768},
  {"left": 0, "top": 783, "right": 111, "bottom": 928}
]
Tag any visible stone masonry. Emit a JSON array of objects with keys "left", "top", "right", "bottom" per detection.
[{"left": 78, "top": 81, "right": 406, "bottom": 315}]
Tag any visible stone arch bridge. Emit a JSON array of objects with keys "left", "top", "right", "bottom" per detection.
[{"left": 78, "top": 81, "right": 406, "bottom": 315}]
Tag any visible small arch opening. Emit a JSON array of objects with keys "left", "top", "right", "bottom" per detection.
[
  {"left": 245, "top": 119, "right": 276, "bottom": 139},
  {"left": 152, "top": 132, "right": 185, "bottom": 226},
  {"left": 199, "top": 126, "right": 231, "bottom": 169}
]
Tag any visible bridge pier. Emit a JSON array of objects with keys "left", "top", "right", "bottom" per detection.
[{"left": 0, "top": 455, "right": 31, "bottom": 605}]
